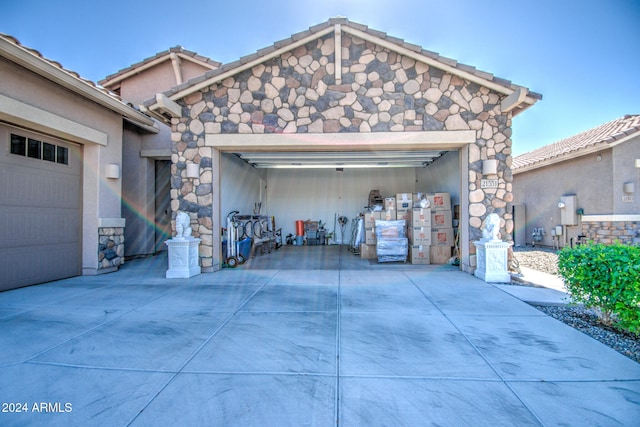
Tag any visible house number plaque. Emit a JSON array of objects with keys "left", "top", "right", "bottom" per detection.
[{"left": 481, "top": 179, "right": 499, "bottom": 189}]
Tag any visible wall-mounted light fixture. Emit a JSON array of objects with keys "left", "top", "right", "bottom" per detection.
[
  {"left": 623, "top": 182, "right": 635, "bottom": 194},
  {"left": 105, "top": 163, "right": 120, "bottom": 179},
  {"left": 482, "top": 159, "right": 498, "bottom": 176},
  {"left": 186, "top": 163, "right": 200, "bottom": 179},
  {"left": 635, "top": 159, "right": 640, "bottom": 168}
]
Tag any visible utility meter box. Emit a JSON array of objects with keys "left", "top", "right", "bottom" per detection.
[{"left": 559, "top": 195, "right": 578, "bottom": 225}]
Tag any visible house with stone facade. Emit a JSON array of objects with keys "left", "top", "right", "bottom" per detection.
[
  {"left": 139, "top": 18, "right": 542, "bottom": 274},
  {"left": 512, "top": 115, "right": 640, "bottom": 248},
  {"left": 0, "top": 33, "right": 158, "bottom": 291}
]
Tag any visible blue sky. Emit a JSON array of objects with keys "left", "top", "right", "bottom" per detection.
[{"left": 1, "top": 0, "right": 638, "bottom": 155}]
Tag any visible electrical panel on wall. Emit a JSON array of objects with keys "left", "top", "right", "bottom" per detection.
[{"left": 559, "top": 195, "right": 578, "bottom": 225}]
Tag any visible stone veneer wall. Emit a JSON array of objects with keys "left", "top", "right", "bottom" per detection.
[
  {"left": 170, "top": 33, "right": 515, "bottom": 269},
  {"left": 98, "top": 227, "right": 125, "bottom": 270},
  {"left": 581, "top": 221, "right": 640, "bottom": 245}
]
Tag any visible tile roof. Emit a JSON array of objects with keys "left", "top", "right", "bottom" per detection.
[
  {"left": 513, "top": 115, "right": 640, "bottom": 171},
  {"left": 0, "top": 33, "right": 120, "bottom": 100},
  {"left": 145, "top": 17, "right": 542, "bottom": 108},
  {"left": 99, "top": 46, "right": 221, "bottom": 86}
]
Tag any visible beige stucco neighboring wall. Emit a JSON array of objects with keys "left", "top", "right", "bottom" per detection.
[
  {"left": 612, "top": 135, "right": 640, "bottom": 214},
  {"left": 0, "top": 57, "right": 126, "bottom": 274}
]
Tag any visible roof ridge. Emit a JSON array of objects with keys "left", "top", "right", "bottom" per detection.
[
  {"left": 99, "top": 45, "right": 222, "bottom": 86},
  {"left": 146, "top": 17, "right": 542, "bottom": 108}
]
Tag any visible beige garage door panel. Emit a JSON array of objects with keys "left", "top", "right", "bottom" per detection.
[{"left": 0, "top": 130, "right": 81, "bottom": 291}]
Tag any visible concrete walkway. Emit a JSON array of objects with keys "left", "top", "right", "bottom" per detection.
[{"left": 1, "top": 249, "right": 638, "bottom": 426}]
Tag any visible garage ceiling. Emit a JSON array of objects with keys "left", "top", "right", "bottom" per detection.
[{"left": 234, "top": 150, "right": 449, "bottom": 169}]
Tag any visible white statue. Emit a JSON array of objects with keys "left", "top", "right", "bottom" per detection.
[
  {"left": 175, "top": 211, "right": 192, "bottom": 238},
  {"left": 482, "top": 213, "right": 501, "bottom": 241}
]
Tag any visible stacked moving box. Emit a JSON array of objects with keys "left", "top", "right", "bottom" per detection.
[
  {"left": 360, "top": 192, "right": 454, "bottom": 264},
  {"left": 429, "top": 193, "right": 454, "bottom": 264}
]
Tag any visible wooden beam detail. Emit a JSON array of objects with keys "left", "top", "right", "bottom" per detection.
[
  {"left": 500, "top": 87, "right": 528, "bottom": 113},
  {"left": 334, "top": 24, "right": 342, "bottom": 84}
]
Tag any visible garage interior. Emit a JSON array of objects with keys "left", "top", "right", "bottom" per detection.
[{"left": 219, "top": 143, "right": 461, "bottom": 269}]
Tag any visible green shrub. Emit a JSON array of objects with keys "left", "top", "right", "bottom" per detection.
[{"left": 557, "top": 242, "right": 640, "bottom": 334}]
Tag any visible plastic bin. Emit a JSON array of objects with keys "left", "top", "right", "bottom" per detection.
[{"left": 237, "top": 238, "right": 252, "bottom": 261}]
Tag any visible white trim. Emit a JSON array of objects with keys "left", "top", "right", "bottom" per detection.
[
  {"left": 206, "top": 130, "right": 476, "bottom": 151},
  {"left": 582, "top": 214, "right": 640, "bottom": 222},
  {"left": 98, "top": 218, "right": 126, "bottom": 228},
  {"left": 140, "top": 149, "right": 172, "bottom": 158},
  {"left": 0, "top": 94, "right": 108, "bottom": 146}
]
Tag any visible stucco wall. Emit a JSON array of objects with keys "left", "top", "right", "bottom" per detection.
[
  {"left": 170, "top": 33, "right": 515, "bottom": 271},
  {"left": 612, "top": 136, "right": 640, "bottom": 214}
]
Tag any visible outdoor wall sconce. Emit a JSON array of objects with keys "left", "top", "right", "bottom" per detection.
[
  {"left": 623, "top": 182, "right": 635, "bottom": 194},
  {"left": 482, "top": 159, "right": 498, "bottom": 175},
  {"left": 186, "top": 163, "right": 200, "bottom": 179},
  {"left": 105, "top": 163, "right": 120, "bottom": 179}
]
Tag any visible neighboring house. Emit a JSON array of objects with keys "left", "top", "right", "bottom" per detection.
[
  {"left": 0, "top": 33, "right": 158, "bottom": 291},
  {"left": 140, "top": 17, "right": 542, "bottom": 274},
  {"left": 512, "top": 115, "right": 640, "bottom": 248},
  {"left": 99, "top": 47, "right": 220, "bottom": 258}
]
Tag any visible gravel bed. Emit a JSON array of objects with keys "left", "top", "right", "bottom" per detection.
[{"left": 512, "top": 246, "right": 640, "bottom": 365}]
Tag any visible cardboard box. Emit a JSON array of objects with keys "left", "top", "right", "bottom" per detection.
[
  {"left": 431, "top": 228, "right": 454, "bottom": 246},
  {"left": 411, "top": 226, "right": 432, "bottom": 245},
  {"left": 396, "top": 209, "right": 411, "bottom": 222},
  {"left": 365, "top": 228, "right": 377, "bottom": 244},
  {"left": 430, "top": 246, "right": 452, "bottom": 264},
  {"left": 373, "top": 211, "right": 383, "bottom": 221},
  {"left": 376, "top": 220, "right": 406, "bottom": 239},
  {"left": 431, "top": 210, "right": 453, "bottom": 228},
  {"left": 382, "top": 209, "right": 396, "bottom": 221},
  {"left": 396, "top": 193, "right": 413, "bottom": 210},
  {"left": 413, "top": 192, "right": 426, "bottom": 203},
  {"left": 412, "top": 207, "right": 431, "bottom": 227},
  {"left": 410, "top": 245, "right": 430, "bottom": 264},
  {"left": 428, "top": 192, "right": 451, "bottom": 211},
  {"left": 360, "top": 243, "right": 377, "bottom": 259},
  {"left": 384, "top": 198, "right": 396, "bottom": 210},
  {"left": 364, "top": 212, "right": 376, "bottom": 228}
]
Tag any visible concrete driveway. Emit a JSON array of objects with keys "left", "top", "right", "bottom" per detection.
[{"left": 1, "top": 248, "right": 639, "bottom": 426}]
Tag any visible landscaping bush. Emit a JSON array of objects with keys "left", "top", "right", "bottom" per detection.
[{"left": 557, "top": 242, "right": 640, "bottom": 335}]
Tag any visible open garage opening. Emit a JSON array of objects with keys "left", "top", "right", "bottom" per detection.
[{"left": 219, "top": 146, "right": 463, "bottom": 270}]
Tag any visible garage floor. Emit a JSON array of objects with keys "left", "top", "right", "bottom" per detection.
[
  {"left": 243, "top": 244, "right": 456, "bottom": 270},
  {"left": 1, "top": 253, "right": 638, "bottom": 426}
]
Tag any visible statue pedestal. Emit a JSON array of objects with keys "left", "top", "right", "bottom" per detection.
[
  {"left": 473, "top": 240, "right": 512, "bottom": 283},
  {"left": 165, "top": 237, "right": 201, "bottom": 278}
]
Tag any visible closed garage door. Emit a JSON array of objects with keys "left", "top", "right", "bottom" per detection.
[{"left": 0, "top": 126, "right": 82, "bottom": 291}]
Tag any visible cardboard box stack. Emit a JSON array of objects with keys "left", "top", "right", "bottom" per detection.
[
  {"left": 428, "top": 192, "right": 454, "bottom": 264},
  {"left": 360, "top": 191, "right": 454, "bottom": 265}
]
